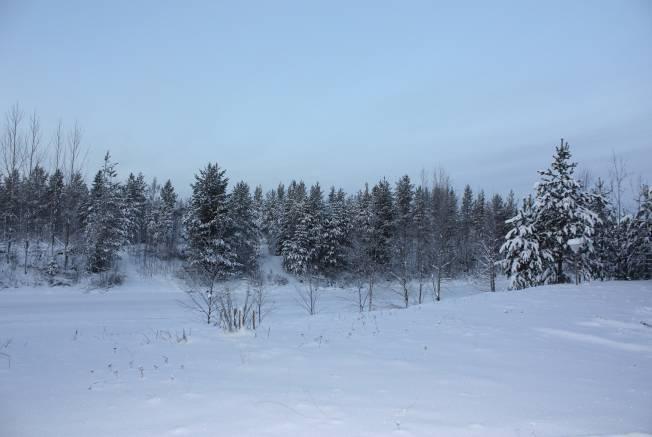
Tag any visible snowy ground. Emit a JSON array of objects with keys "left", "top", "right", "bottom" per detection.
[{"left": 1, "top": 259, "right": 651, "bottom": 436}]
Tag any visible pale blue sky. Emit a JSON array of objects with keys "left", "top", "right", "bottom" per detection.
[{"left": 1, "top": 0, "right": 650, "bottom": 198}]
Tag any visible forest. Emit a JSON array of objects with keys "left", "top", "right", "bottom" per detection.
[{"left": 1, "top": 103, "right": 651, "bottom": 310}]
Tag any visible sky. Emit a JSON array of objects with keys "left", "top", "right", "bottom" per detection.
[{"left": 1, "top": 0, "right": 651, "bottom": 199}]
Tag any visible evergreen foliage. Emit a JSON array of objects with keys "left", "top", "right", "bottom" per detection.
[
  {"left": 184, "top": 163, "right": 237, "bottom": 283},
  {"left": 84, "top": 153, "right": 127, "bottom": 273}
]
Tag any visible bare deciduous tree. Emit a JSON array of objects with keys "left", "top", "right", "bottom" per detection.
[
  {"left": 66, "top": 122, "right": 84, "bottom": 182},
  {"left": 1, "top": 103, "right": 24, "bottom": 176},
  {"left": 609, "top": 151, "right": 629, "bottom": 224},
  {"left": 476, "top": 239, "right": 499, "bottom": 292},
  {"left": 251, "top": 269, "right": 270, "bottom": 328},
  {"left": 26, "top": 110, "right": 42, "bottom": 177},
  {"left": 51, "top": 120, "right": 64, "bottom": 172},
  {"left": 297, "top": 270, "right": 320, "bottom": 315},
  {"left": 182, "top": 287, "right": 218, "bottom": 325}
]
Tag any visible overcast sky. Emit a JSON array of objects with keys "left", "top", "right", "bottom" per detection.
[{"left": 1, "top": 0, "right": 650, "bottom": 199}]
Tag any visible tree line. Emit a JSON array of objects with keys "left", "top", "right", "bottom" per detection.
[{"left": 1, "top": 103, "right": 650, "bottom": 298}]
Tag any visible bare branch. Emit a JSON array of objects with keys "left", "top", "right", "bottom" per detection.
[
  {"left": 1, "top": 102, "right": 25, "bottom": 176},
  {"left": 26, "top": 110, "right": 42, "bottom": 176}
]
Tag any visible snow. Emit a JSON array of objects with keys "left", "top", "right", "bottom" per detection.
[{"left": 1, "top": 261, "right": 651, "bottom": 436}]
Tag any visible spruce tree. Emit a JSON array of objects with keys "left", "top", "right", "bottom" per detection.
[
  {"left": 476, "top": 194, "right": 505, "bottom": 292},
  {"left": 2, "top": 169, "right": 21, "bottom": 260},
  {"left": 280, "top": 181, "right": 312, "bottom": 274},
  {"left": 62, "top": 171, "right": 88, "bottom": 270},
  {"left": 262, "top": 189, "right": 279, "bottom": 252},
  {"left": 430, "top": 181, "right": 457, "bottom": 300},
  {"left": 307, "top": 182, "right": 325, "bottom": 271},
  {"left": 370, "top": 178, "right": 394, "bottom": 268},
  {"left": 459, "top": 184, "right": 474, "bottom": 273},
  {"left": 413, "top": 185, "right": 431, "bottom": 303},
  {"left": 500, "top": 196, "right": 552, "bottom": 290},
  {"left": 123, "top": 172, "right": 148, "bottom": 245},
  {"left": 321, "top": 187, "right": 349, "bottom": 276},
  {"left": 143, "top": 178, "right": 161, "bottom": 263},
  {"left": 252, "top": 185, "right": 264, "bottom": 237},
  {"left": 534, "top": 140, "right": 598, "bottom": 283},
  {"left": 158, "top": 179, "right": 178, "bottom": 257},
  {"left": 279, "top": 181, "right": 324, "bottom": 277},
  {"left": 24, "top": 164, "right": 49, "bottom": 239},
  {"left": 392, "top": 175, "right": 414, "bottom": 307},
  {"left": 184, "top": 163, "right": 237, "bottom": 285},
  {"left": 47, "top": 168, "right": 65, "bottom": 255},
  {"left": 588, "top": 179, "right": 616, "bottom": 280},
  {"left": 284, "top": 200, "right": 314, "bottom": 275},
  {"left": 347, "top": 184, "right": 375, "bottom": 311},
  {"left": 85, "top": 153, "right": 127, "bottom": 273},
  {"left": 226, "top": 181, "right": 259, "bottom": 275},
  {"left": 470, "top": 189, "right": 487, "bottom": 275},
  {"left": 623, "top": 185, "right": 652, "bottom": 279}
]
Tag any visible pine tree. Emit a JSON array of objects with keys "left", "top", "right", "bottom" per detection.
[
  {"left": 534, "top": 140, "right": 598, "bottom": 284},
  {"left": 142, "top": 178, "right": 160, "bottom": 264},
  {"left": 226, "top": 181, "right": 259, "bottom": 275},
  {"left": 307, "top": 182, "right": 325, "bottom": 271},
  {"left": 1, "top": 169, "right": 21, "bottom": 261},
  {"left": 252, "top": 185, "right": 264, "bottom": 237},
  {"left": 472, "top": 190, "right": 486, "bottom": 236},
  {"left": 158, "top": 179, "right": 178, "bottom": 257},
  {"left": 350, "top": 178, "right": 395, "bottom": 310},
  {"left": 184, "top": 163, "right": 237, "bottom": 285},
  {"left": 347, "top": 184, "right": 374, "bottom": 311},
  {"left": 476, "top": 194, "right": 505, "bottom": 292},
  {"left": 62, "top": 171, "right": 88, "bottom": 270},
  {"left": 123, "top": 172, "right": 148, "bottom": 245},
  {"left": 47, "top": 168, "right": 65, "bottom": 255},
  {"left": 272, "top": 183, "right": 286, "bottom": 255},
  {"left": 321, "top": 187, "right": 349, "bottom": 276},
  {"left": 469, "top": 189, "right": 487, "bottom": 275},
  {"left": 500, "top": 196, "right": 552, "bottom": 290},
  {"left": 279, "top": 181, "right": 325, "bottom": 277},
  {"left": 23, "top": 164, "right": 49, "bottom": 240},
  {"left": 622, "top": 185, "right": 652, "bottom": 279},
  {"left": 262, "top": 189, "right": 279, "bottom": 252},
  {"left": 504, "top": 190, "right": 517, "bottom": 222},
  {"left": 279, "top": 180, "right": 304, "bottom": 267},
  {"left": 284, "top": 200, "right": 314, "bottom": 275},
  {"left": 370, "top": 178, "right": 394, "bottom": 269},
  {"left": 85, "top": 153, "right": 127, "bottom": 273},
  {"left": 413, "top": 185, "right": 431, "bottom": 303},
  {"left": 588, "top": 178, "right": 616, "bottom": 280},
  {"left": 459, "top": 184, "right": 474, "bottom": 273},
  {"left": 280, "top": 181, "right": 313, "bottom": 274},
  {"left": 392, "top": 175, "right": 414, "bottom": 307},
  {"left": 430, "top": 180, "right": 457, "bottom": 300}
]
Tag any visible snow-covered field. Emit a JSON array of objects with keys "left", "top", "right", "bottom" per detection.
[{"left": 1, "top": 262, "right": 651, "bottom": 436}]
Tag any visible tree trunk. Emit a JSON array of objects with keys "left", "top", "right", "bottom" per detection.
[
  {"left": 64, "top": 219, "right": 70, "bottom": 271},
  {"left": 403, "top": 277, "right": 409, "bottom": 309},
  {"left": 556, "top": 256, "right": 563, "bottom": 284},
  {"left": 23, "top": 239, "right": 29, "bottom": 274},
  {"left": 418, "top": 279, "right": 423, "bottom": 304},
  {"left": 50, "top": 221, "right": 55, "bottom": 257},
  {"left": 367, "top": 274, "right": 374, "bottom": 312},
  {"left": 490, "top": 261, "right": 496, "bottom": 292}
]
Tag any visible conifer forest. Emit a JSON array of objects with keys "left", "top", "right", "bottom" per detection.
[{"left": 1, "top": 106, "right": 649, "bottom": 294}]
